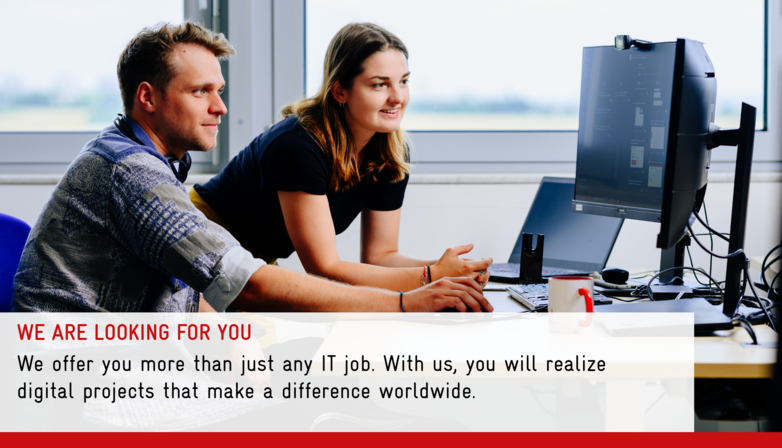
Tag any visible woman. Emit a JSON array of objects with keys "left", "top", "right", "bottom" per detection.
[{"left": 190, "top": 22, "right": 491, "bottom": 293}]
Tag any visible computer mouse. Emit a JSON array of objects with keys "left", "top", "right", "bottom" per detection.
[{"left": 601, "top": 267, "right": 629, "bottom": 285}]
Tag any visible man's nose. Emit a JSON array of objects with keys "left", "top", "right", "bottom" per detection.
[{"left": 210, "top": 93, "right": 228, "bottom": 115}]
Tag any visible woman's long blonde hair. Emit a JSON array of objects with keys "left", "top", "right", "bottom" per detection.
[{"left": 281, "top": 22, "right": 410, "bottom": 191}]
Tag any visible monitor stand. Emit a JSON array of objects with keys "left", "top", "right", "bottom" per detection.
[
  {"left": 720, "top": 103, "right": 756, "bottom": 316},
  {"left": 650, "top": 235, "right": 697, "bottom": 300},
  {"left": 659, "top": 234, "right": 690, "bottom": 284},
  {"left": 651, "top": 103, "right": 756, "bottom": 314}
]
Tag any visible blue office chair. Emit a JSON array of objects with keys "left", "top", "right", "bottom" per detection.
[{"left": 0, "top": 213, "right": 31, "bottom": 312}]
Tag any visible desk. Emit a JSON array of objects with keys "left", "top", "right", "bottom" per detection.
[
  {"left": 482, "top": 287, "right": 778, "bottom": 379},
  {"left": 312, "top": 307, "right": 695, "bottom": 431}
]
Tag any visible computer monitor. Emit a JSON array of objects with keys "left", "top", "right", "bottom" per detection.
[
  {"left": 573, "top": 38, "right": 756, "bottom": 317},
  {"left": 573, "top": 39, "right": 713, "bottom": 238}
]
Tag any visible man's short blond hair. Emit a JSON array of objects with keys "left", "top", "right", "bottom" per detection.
[{"left": 117, "top": 22, "right": 235, "bottom": 114}]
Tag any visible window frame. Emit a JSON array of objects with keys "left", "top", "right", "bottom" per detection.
[
  {"left": 0, "top": 0, "right": 220, "bottom": 174},
  {"left": 0, "top": 0, "right": 778, "bottom": 174},
  {"left": 225, "top": 0, "right": 782, "bottom": 174}
]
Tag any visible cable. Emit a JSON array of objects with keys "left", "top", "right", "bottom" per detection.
[
  {"left": 613, "top": 296, "right": 649, "bottom": 303},
  {"left": 686, "top": 245, "right": 715, "bottom": 287},
  {"left": 689, "top": 207, "right": 778, "bottom": 329},
  {"left": 768, "top": 269, "right": 782, "bottom": 296},
  {"left": 742, "top": 295, "right": 775, "bottom": 310},
  {"left": 744, "top": 278, "right": 750, "bottom": 298},
  {"left": 630, "top": 284, "right": 649, "bottom": 298},
  {"left": 761, "top": 243, "right": 782, "bottom": 268},
  {"left": 692, "top": 287, "right": 723, "bottom": 296},
  {"left": 743, "top": 265, "right": 777, "bottom": 332},
  {"left": 701, "top": 202, "right": 715, "bottom": 279},
  {"left": 731, "top": 315, "right": 759, "bottom": 344},
  {"left": 760, "top": 252, "right": 782, "bottom": 289},
  {"left": 686, "top": 222, "right": 745, "bottom": 260},
  {"left": 692, "top": 205, "right": 729, "bottom": 243},
  {"left": 599, "top": 293, "right": 649, "bottom": 303},
  {"left": 688, "top": 214, "right": 778, "bottom": 331},
  {"left": 645, "top": 266, "right": 724, "bottom": 303},
  {"left": 745, "top": 308, "right": 779, "bottom": 329},
  {"left": 628, "top": 270, "right": 658, "bottom": 279},
  {"left": 687, "top": 216, "right": 774, "bottom": 329}
]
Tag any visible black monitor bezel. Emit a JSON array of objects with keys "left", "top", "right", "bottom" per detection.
[{"left": 655, "top": 39, "right": 687, "bottom": 249}]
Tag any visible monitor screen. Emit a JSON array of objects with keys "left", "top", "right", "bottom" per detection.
[{"left": 573, "top": 43, "right": 677, "bottom": 222}]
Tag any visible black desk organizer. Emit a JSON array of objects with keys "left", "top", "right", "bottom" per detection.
[{"left": 519, "top": 233, "right": 544, "bottom": 285}]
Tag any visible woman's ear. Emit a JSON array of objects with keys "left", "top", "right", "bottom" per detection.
[{"left": 330, "top": 81, "right": 348, "bottom": 105}]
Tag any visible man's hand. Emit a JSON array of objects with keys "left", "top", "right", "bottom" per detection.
[
  {"left": 402, "top": 277, "right": 493, "bottom": 313},
  {"left": 197, "top": 298, "right": 270, "bottom": 388},
  {"left": 199, "top": 296, "right": 216, "bottom": 312}
]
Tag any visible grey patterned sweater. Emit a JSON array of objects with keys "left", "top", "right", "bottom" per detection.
[{"left": 13, "top": 120, "right": 263, "bottom": 312}]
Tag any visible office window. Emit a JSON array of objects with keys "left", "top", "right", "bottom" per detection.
[
  {"left": 306, "top": 0, "right": 765, "bottom": 131},
  {"left": 0, "top": 0, "right": 183, "bottom": 132}
]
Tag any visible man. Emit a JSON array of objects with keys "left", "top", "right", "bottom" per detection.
[{"left": 13, "top": 22, "right": 491, "bottom": 314}]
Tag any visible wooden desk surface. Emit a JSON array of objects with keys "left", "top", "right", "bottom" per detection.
[{"left": 483, "top": 288, "right": 778, "bottom": 379}]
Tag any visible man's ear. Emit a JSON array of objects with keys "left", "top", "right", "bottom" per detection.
[
  {"left": 329, "top": 81, "right": 348, "bottom": 105},
  {"left": 135, "top": 81, "right": 156, "bottom": 114}
]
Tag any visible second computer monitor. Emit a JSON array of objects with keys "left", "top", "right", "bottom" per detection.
[{"left": 572, "top": 39, "right": 716, "bottom": 250}]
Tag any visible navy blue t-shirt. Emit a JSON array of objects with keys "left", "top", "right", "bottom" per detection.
[{"left": 195, "top": 117, "right": 409, "bottom": 260}]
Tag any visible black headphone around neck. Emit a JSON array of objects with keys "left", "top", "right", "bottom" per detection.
[{"left": 113, "top": 114, "right": 192, "bottom": 182}]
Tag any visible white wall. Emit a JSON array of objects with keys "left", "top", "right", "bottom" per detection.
[
  {"left": 324, "top": 178, "right": 782, "bottom": 281},
  {"left": 0, "top": 184, "right": 56, "bottom": 227},
  {"left": 3, "top": 175, "right": 779, "bottom": 282}
]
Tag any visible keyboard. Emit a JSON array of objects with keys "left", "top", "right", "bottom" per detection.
[
  {"left": 489, "top": 263, "right": 591, "bottom": 278},
  {"left": 507, "top": 284, "right": 612, "bottom": 311}
]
